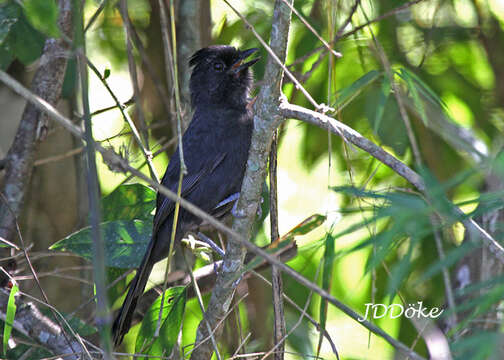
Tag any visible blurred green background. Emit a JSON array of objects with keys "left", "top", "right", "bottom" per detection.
[{"left": 1, "top": 0, "right": 504, "bottom": 359}]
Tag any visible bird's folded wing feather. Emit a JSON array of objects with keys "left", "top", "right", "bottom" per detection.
[{"left": 152, "top": 152, "right": 227, "bottom": 235}]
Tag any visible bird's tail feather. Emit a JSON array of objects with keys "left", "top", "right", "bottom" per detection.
[{"left": 112, "top": 241, "right": 155, "bottom": 346}]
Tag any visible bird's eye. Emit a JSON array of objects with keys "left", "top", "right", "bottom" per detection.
[{"left": 213, "top": 62, "right": 224, "bottom": 72}]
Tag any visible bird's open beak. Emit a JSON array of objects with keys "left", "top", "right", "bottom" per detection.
[{"left": 230, "top": 48, "right": 260, "bottom": 74}]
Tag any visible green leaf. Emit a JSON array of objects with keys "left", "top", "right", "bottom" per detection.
[
  {"left": 103, "top": 68, "right": 111, "bottom": 79},
  {"left": 3, "top": 284, "right": 18, "bottom": 355},
  {"left": 0, "top": 1, "right": 44, "bottom": 69},
  {"left": 280, "top": 214, "right": 326, "bottom": 240},
  {"left": 7, "top": 345, "right": 51, "bottom": 360},
  {"left": 400, "top": 66, "right": 445, "bottom": 108},
  {"left": 317, "top": 232, "right": 335, "bottom": 355},
  {"left": 386, "top": 243, "right": 412, "bottom": 299},
  {"left": 107, "top": 267, "right": 130, "bottom": 307},
  {"left": 22, "top": 0, "right": 59, "bottom": 38},
  {"left": 398, "top": 68, "right": 428, "bottom": 125},
  {"left": 366, "top": 85, "right": 408, "bottom": 155},
  {"left": 0, "top": 2, "right": 20, "bottom": 45},
  {"left": 50, "top": 219, "right": 152, "bottom": 268},
  {"left": 417, "top": 240, "right": 477, "bottom": 283},
  {"left": 451, "top": 331, "right": 498, "bottom": 360},
  {"left": 135, "top": 286, "right": 187, "bottom": 357},
  {"left": 9, "top": 13, "right": 44, "bottom": 65},
  {"left": 64, "top": 313, "right": 97, "bottom": 337},
  {"left": 101, "top": 183, "right": 156, "bottom": 222},
  {"left": 0, "top": 46, "right": 13, "bottom": 69},
  {"left": 374, "top": 76, "right": 391, "bottom": 133},
  {"left": 333, "top": 70, "right": 382, "bottom": 111}
]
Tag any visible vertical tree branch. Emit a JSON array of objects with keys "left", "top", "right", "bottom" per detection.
[
  {"left": 0, "top": 0, "right": 72, "bottom": 243},
  {"left": 190, "top": 1, "right": 293, "bottom": 358},
  {"left": 269, "top": 131, "right": 286, "bottom": 360},
  {"left": 75, "top": 0, "right": 112, "bottom": 356}
]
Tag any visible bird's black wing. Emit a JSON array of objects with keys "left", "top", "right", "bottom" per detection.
[{"left": 152, "top": 152, "right": 227, "bottom": 236}]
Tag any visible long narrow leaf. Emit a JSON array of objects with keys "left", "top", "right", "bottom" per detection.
[
  {"left": 3, "top": 284, "right": 18, "bottom": 355},
  {"left": 333, "top": 70, "right": 382, "bottom": 110},
  {"left": 374, "top": 76, "right": 391, "bottom": 133},
  {"left": 135, "top": 286, "right": 187, "bottom": 358},
  {"left": 398, "top": 68, "right": 428, "bottom": 125},
  {"left": 317, "top": 232, "right": 335, "bottom": 355}
]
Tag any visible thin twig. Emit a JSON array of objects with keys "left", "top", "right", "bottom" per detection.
[
  {"left": 34, "top": 147, "right": 84, "bottom": 167},
  {"left": 279, "top": 0, "right": 341, "bottom": 58},
  {"left": 260, "top": 264, "right": 322, "bottom": 360},
  {"left": 85, "top": 58, "right": 159, "bottom": 182},
  {"left": 269, "top": 131, "right": 286, "bottom": 360},
  {"left": 221, "top": 0, "right": 324, "bottom": 110},
  {"left": 184, "top": 253, "right": 222, "bottom": 360},
  {"left": 334, "top": 0, "right": 361, "bottom": 41},
  {"left": 337, "top": 0, "right": 425, "bottom": 42},
  {"left": 157, "top": 0, "right": 177, "bottom": 135},
  {"left": 117, "top": 7, "right": 173, "bottom": 118},
  {"left": 0, "top": 194, "right": 88, "bottom": 358},
  {"left": 120, "top": 0, "right": 151, "bottom": 150},
  {"left": 76, "top": 0, "right": 113, "bottom": 353},
  {"left": 364, "top": 11, "right": 422, "bottom": 166},
  {"left": 84, "top": 0, "right": 114, "bottom": 33},
  {"left": 251, "top": 271, "right": 339, "bottom": 357},
  {"left": 0, "top": 68, "right": 444, "bottom": 360},
  {"left": 279, "top": 101, "right": 504, "bottom": 263}
]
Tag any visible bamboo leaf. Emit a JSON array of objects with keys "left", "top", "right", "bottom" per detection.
[
  {"left": 3, "top": 284, "right": 18, "bottom": 355},
  {"left": 333, "top": 70, "right": 382, "bottom": 110}
]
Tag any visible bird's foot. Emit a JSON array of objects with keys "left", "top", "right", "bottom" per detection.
[{"left": 197, "top": 232, "right": 225, "bottom": 257}]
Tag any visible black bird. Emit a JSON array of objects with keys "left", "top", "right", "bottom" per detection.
[{"left": 112, "top": 45, "right": 259, "bottom": 345}]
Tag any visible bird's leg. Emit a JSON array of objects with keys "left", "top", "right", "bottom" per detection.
[
  {"left": 218, "top": 192, "right": 264, "bottom": 219},
  {"left": 197, "top": 232, "right": 225, "bottom": 257},
  {"left": 197, "top": 232, "right": 225, "bottom": 275},
  {"left": 231, "top": 196, "right": 246, "bottom": 218},
  {"left": 215, "top": 192, "right": 240, "bottom": 210}
]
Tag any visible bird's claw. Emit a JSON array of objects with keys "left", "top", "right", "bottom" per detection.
[
  {"left": 231, "top": 200, "right": 246, "bottom": 218},
  {"left": 197, "top": 232, "right": 225, "bottom": 257}
]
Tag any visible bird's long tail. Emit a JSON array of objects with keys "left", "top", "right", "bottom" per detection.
[{"left": 112, "top": 241, "right": 155, "bottom": 346}]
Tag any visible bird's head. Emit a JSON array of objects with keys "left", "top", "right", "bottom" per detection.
[{"left": 189, "top": 45, "right": 259, "bottom": 109}]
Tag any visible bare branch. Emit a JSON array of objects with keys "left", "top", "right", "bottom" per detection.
[
  {"left": 0, "top": 69, "right": 426, "bottom": 360},
  {"left": 0, "top": 289, "right": 86, "bottom": 360},
  {"left": 279, "top": 101, "right": 504, "bottom": 263}
]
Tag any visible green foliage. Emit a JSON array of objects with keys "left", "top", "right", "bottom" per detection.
[
  {"left": 15, "top": 0, "right": 504, "bottom": 358},
  {"left": 333, "top": 70, "right": 382, "bottom": 111},
  {"left": 50, "top": 219, "right": 151, "bottom": 268},
  {"left": 135, "top": 286, "right": 187, "bottom": 358},
  {"left": 51, "top": 184, "right": 155, "bottom": 268},
  {"left": 101, "top": 183, "right": 156, "bottom": 222},
  {"left": 332, "top": 185, "right": 439, "bottom": 297},
  {"left": 0, "top": 0, "right": 45, "bottom": 69},
  {"left": 451, "top": 332, "right": 499, "bottom": 360},
  {"left": 6, "top": 346, "right": 51, "bottom": 360},
  {"left": 2, "top": 284, "right": 17, "bottom": 355},
  {"left": 317, "top": 232, "right": 335, "bottom": 354},
  {"left": 23, "top": 0, "right": 59, "bottom": 38}
]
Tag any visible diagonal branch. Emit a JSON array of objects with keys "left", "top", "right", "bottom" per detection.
[
  {"left": 279, "top": 101, "right": 504, "bottom": 263},
  {"left": 0, "top": 69, "right": 426, "bottom": 360}
]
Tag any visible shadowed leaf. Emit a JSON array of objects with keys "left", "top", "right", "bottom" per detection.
[
  {"left": 135, "top": 286, "right": 187, "bottom": 358},
  {"left": 50, "top": 220, "right": 152, "bottom": 268}
]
